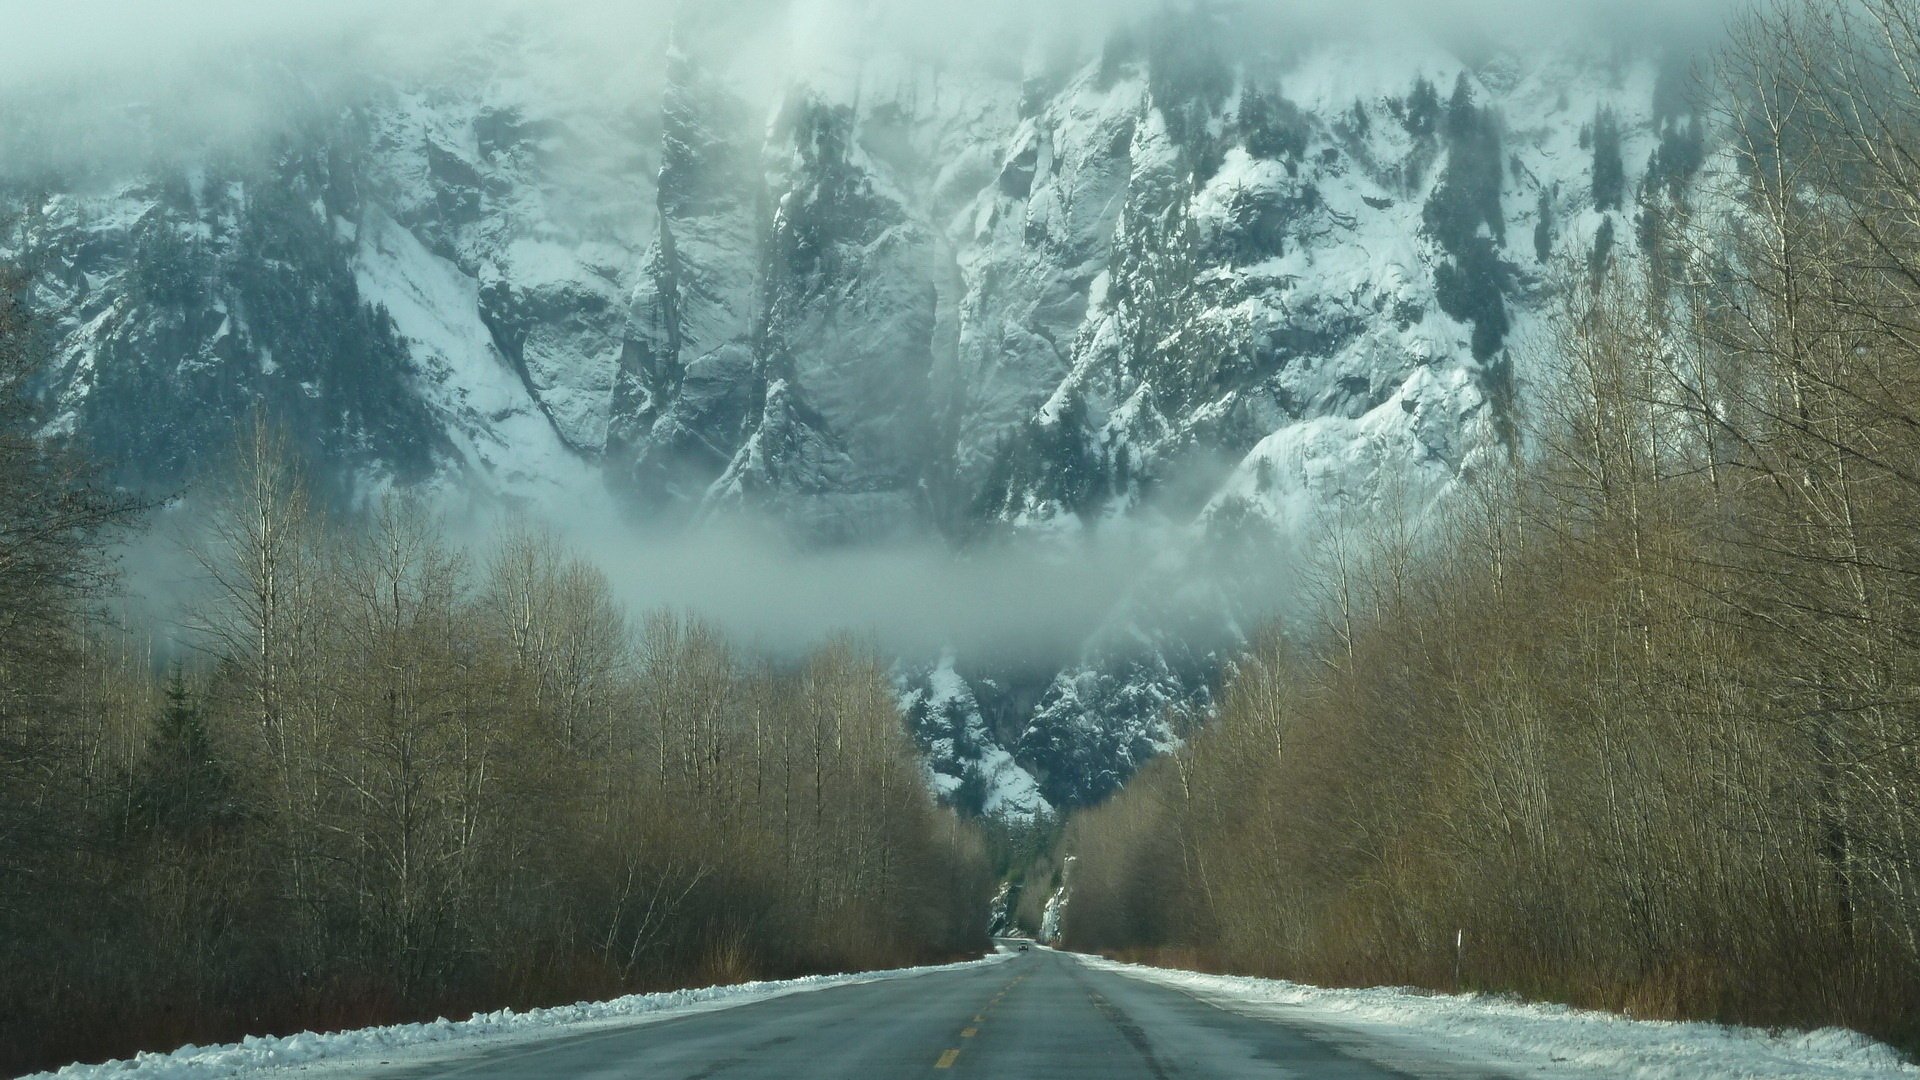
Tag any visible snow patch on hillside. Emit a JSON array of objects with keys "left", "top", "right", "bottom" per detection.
[{"left": 353, "top": 208, "right": 595, "bottom": 500}]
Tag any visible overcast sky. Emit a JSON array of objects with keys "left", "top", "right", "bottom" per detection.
[
  {"left": 0, "top": 0, "right": 1746, "bottom": 179},
  {"left": 0, "top": 0, "right": 1743, "bottom": 105}
]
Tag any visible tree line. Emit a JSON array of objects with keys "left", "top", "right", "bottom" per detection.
[
  {"left": 1058, "top": 0, "right": 1920, "bottom": 1054},
  {"left": 0, "top": 304, "right": 990, "bottom": 1074}
]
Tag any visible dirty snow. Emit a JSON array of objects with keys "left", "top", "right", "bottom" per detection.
[
  {"left": 1084, "top": 955, "right": 1919, "bottom": 1080},
  {"left": 30, "top": 954, "right": 1016, "bottom": 1080}
]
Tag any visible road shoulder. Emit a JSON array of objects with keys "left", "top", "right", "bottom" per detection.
[
  {"left": 28, "top": 953, "right": 1018, "bottom": 1080},
  {"left": 1073, "top": 953, "right": 1916, "bottom": 1080}
]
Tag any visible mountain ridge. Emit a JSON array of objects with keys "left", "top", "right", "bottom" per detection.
[{"left": 0, "top": 9, "right": 1702, "bottom": 810}]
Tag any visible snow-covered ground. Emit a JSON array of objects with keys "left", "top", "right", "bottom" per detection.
[
  {"left": 28, "top": 954, "right": 1015, "bottom": 1080},
  {"left": 1085, "top": 954, "right": 1919, "bottom": 1080}
]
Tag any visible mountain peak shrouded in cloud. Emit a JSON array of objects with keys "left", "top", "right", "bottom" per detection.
[{"left": 4, "top": 0, "right": 1738, "bottom": 806}]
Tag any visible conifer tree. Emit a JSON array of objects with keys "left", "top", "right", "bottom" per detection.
[
  {"left": 130, "top": 671, "right": 235, "bottom": 837},
  {"left": 1592, "top": 107, "right": 1625, "bottom": 210}
]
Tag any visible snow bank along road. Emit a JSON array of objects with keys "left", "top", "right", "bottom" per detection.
[{"left": 37, "top": 946, "right": 1919, "bottom": 1079}]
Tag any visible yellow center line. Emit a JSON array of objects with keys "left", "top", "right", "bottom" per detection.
[
  {"left": 936, "top": 1048, "right": 962, "bottom": 1068},
  {"left": 974, "top": 1014, "right": 985, "bottom": 1022},
  {"left": 962, "top": 1027, "right": 978, "bottom": 1038}
]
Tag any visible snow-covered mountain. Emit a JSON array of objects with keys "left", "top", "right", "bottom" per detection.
[{"left": 0, "top": 5, "right": 1706, "bottom": 812}]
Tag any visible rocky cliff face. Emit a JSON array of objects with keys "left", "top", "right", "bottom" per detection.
[{"left": 0, "top": 6, "right": 1704, "bottom": 812}]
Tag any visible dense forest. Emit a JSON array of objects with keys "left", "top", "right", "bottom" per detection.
[
  {"left": 1059, "top": 0, "right": 1920, "bottom": 1054},
  {"left": 0, "top": 275, "right": 991, "bottom": 1074}
]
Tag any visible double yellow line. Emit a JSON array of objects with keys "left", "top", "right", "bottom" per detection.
[{"left": 936, "top": 972, "right": 1031, "bottom": 1068}]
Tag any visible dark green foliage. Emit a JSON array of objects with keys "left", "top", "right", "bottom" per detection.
[
  {"left": 1405, "top": 77, "right": 1442, "bottom": 139},
  {"left": 129, "top": 673, "right": 236, "bottom": 839},
  {"left": 1427, "top": 76, "right": 1506, "bottom": 250},
  {"left": 1039, "top": 390, "right": 1099, "bottom": 506},
  {"left": 1239, "top": 86, "right": 1309, "bottom": 163},
  {"left": 1434, "top": 236, "right": 1515, "bottom": 361},
  {"left": 230, "top": 165, "right": 439, "bottom": 487},
  {"left": 1475, "top": 349, "right": 1518, "bottom": 448},
  {"left": 80, "top": 153, "right": 442, "bottom": 500},
  {"left": 1592, "top": 107, "right": 1626, "bottom": 211},
  {"left": 983, "top": 812, "right": 1062, "bottom": 883},
  {"left": 1014, "top": 652, "right": 1201, "bottom": 807},
  {"left": 1534, "top": 186, "right": 1558, "bottom": 263},
  {"left": 953, "top": 765, "right": 990, "bottom": 819},
  {"left": 1425, "top": 75, "right": 1514, "bottom": 361},
  {"left": 1254, "top": 456, "right": 1275, "bottom": 494},
  {"left": 1589, "top": 216, "right": 1617, "bottom": 285},
  {"left": 1447, "top": 74, "right": 1475, "bottom": 131},
  {"left": 127, "top": 216, "right": 212, "bottom": 310},
  {"left": 1204, "top": 495, "right": 1282, "bottom": 585},
  {"left": 1645, "top": 115, "right": 1707, "bottom": 199},
  {"left": 1096, "top": 154, "right": 1268, "bottom": 420},
  {"left": 906, "top": 686, "right": 979, "bottom": 766}
]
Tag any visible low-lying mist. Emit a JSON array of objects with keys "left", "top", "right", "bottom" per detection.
[
  {"left": 113, "top": 488, "right": 1239, "bottom": 675},
  {"left": 564, "top": 515, "right": 1179, "bottom": 669}
]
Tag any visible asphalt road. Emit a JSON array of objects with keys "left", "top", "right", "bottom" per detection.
[{"left": 374, "top": 946, "right": 1512, "bottom": 1079}]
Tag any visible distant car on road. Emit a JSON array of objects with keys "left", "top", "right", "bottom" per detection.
[{"left": 1019, "top": 943, "right": 1030, "bottom": 952}]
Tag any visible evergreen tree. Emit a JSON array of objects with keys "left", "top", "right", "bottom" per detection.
[
  {"left": 130, "top": 671, "right": 236, "bottom": 838},
  {"left": 1241, "top": 85, "right": 1308, "bottom": 161},
  {"left": 1404, "top": 77, "right": 1441, "bottom": 139},
  {"left": 1646, "top": 115, "right": 1706, "bottom": 199},
  {"left": 953, "top": 765, "right": 990, "bottom": 818},
  {"left": 1534, "top": 187, "right": 1558, "bottom": 263},
  {"left": 1588, "top": 216, "right": 1617, "bottom": 286},
  {"left": 1434, "top": 244, "right": 1514, "bottom": 361},
  {"left": 1446, "top": 73, "right": 1476, "bottom": 138},
  {"left": 1437, "top": 75, "right": 1505, "bottom": 246},
  {"left": 1423, "top": 74, "right": 1514, "bottom": 360},
  {"left": 1592, "top": 107, "right": 1625, "bottom": 210}
]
